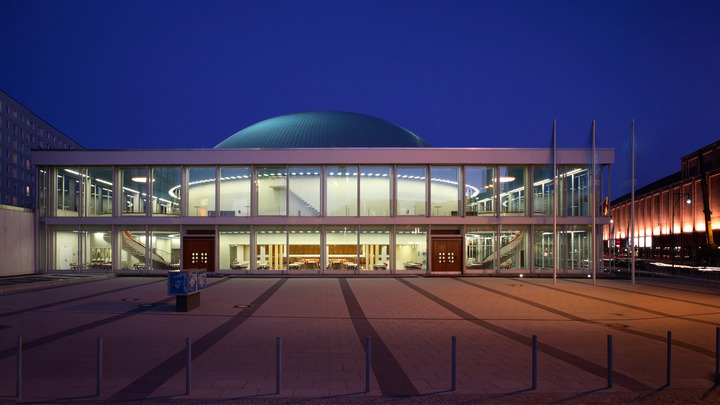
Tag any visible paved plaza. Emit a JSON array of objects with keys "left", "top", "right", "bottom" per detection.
[{"left": 0, "top": 274, "right": 720, "bottom": 404}]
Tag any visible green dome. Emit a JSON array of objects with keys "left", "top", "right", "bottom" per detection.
[{"left": 214, "top": 111, "right": 432, "bottom": 148}]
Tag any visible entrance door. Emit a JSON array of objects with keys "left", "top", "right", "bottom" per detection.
[
  {"left": 432, "top": 239, "right": 462, "bottom": 272},
  {"left": 183, "top": 237, "right": 214, "bottom": 272}
]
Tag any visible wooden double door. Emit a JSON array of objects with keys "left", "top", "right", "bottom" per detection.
[
  {"left": 431, "top": 238, "right": 462, "bottom": 272},
  {"left": 183, "top": 236, "right": 214, "bottom": 272}
]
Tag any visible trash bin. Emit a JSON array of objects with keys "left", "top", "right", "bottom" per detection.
[{"left": 168, "top": 269, "right": 207, "bottom": 312}]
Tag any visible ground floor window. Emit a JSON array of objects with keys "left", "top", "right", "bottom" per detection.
[
  {"left": 360, "top": 227, "right": 390, "bottom": 270},
  {"left": 326, "top": 226, "right": 358, "bottom": 270},
  {"left": 395, "top": 226, "right": 427, "bottom": 270},
  {"left": 256, "top": 227, "right": 286, "bottom": 270},
  {"left": 149, "top": 228, "right": 180, "bottom": 270},
  {"left": 289, "top": 227, "right": 321, "bottom": 269},
  {"left": 499, "top": 226, "right": 529, "bottom": 270},
  {"left": 119, "top": 228, "right": 146, "bottom": 270},
  {"left": 219, "top": 227, "right": 251, "bottom": 270},
  {"left": 465, "top": 227, "right": 496, "bottom": 270},
  {"left": 533, "top": 226, "right": 554, "bottom": 270}
]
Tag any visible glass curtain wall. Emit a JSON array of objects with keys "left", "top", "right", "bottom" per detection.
[
  {"left": 152, "top": 167, "right": 181, "bottom": 216},
  {"left": 326, "top": 226, "right": 358, "bottom": 270},
  {"left": 499, "top": 166, "right": 526, "bottom": 216},
  {"left": 533, "top": 226, "right": 554, "bottom": 271},
  {"left": 187, "top": 167, "right": 216, "bottom": 217},
  {"left": 498, "top": 226, "right": 529, "bottom": 270},
  {"left": 360, "top": 227, "right": 390, "bottom": 270},
  {"left": 120, "top": 167, "right": 148, "bottom": 216},
  {"left": 83, "top": 167, "right": 113, "bottom": 217},
  {"left": 465, "top": 226, "right": 496, "bottom": 270},
  {"left": 327, "top": 166, "right": 358, "bottom": 216},
  {"left": 288, "top": 227, "right": 321, "bottom": 269},
  {"left": 149, "top": 228, "right": 180, "bottom": 270},
  {"left": 118, "top": 227, "right": 146, "bottom": 270},
  {"left": 38, "top": 167, "right": 47, "bottom": 217},
  {"left": 430, "top": 166, "right": 460, "bottom": 216},
  {"left": 395, "top": 226, "right": 427, "bottom": 270},
  {"left": 465, "top": 166, "right": 495, "bottom": 216},
  {"left": 533, "top": 165, "right": 554, "bottom": 216},
  {"left": 257, "top": 167, "right": 287, "bottom": 216},
  {"left": 397, "top": 167, "right": 427, "bottom": 216},
  {"left": 82, "top": 228, "right": 112, "bottom": 270},
  {"left": 55, "top": 167, "right": 80, "bottom": 216},
  {"left": 219, "top": 167, "right": 251, "bottom": 217},
  {"left": 255, "top": 227, "right": 286, "bottom": 270},
  {"left": 359, "top": 166, "right": 391, "bottom": 216},
  {"left": 289, "top": 167, "right": 321, "bottom": 216}
]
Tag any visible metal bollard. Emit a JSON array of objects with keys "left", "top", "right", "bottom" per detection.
[
  {"left": 716, "top": 327, "right": 720, "bottom": 385},
  {"left": 451, "top": 336, "right": 457, "bottom": 391},
  {"left": 16, "top": 335, "right": 22, "bottom": 400},
  {"left": 97, "top": 337, "right": 103, "bottom": 397},
  {"left": 365, "top": 336, "right": 371, "bottom": 393},
  {"left": 186, "top": 338, "right": 191, "bottom": 395},
  {"left": 607, "top": 334, "right": 613, "bottom": 388},
  {"left": 532, "top": 335, "right": 537, "bottom": 390},
  {"left": 666, "top": 331, "right": 672, "bottom": 386},
  {"left": 277, "top": 337, "right": 282, "bottom": 394}
]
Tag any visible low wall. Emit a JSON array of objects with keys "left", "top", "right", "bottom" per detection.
[{"left": 0, "top": 204, "right": 34, "bottom": 276}]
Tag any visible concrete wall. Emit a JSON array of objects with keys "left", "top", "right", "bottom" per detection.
[{"left": 0, "top": 204, "right": 34, "bottom": 276}]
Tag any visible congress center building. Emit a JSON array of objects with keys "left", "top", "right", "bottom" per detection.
[{"left": 33, "top": 111, "right": 613, "bottom": 276}]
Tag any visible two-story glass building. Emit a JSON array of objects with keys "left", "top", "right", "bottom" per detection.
[{"left": 32, "top": 112, "right": 613, "bottom": 276}]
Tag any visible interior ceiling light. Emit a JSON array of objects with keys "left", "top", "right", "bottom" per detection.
[
  {"left": 497, "top": 177, "right": 516, "bottom": 183},
  {"left": 131, "top": 176, "right": 154, "bottom": 183}
]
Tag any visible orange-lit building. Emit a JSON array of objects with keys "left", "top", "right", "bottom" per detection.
[{"left": 607, "top": 140, "right": 720, "bottom": 264}]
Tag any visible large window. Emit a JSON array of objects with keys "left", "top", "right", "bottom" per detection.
[
  {"left": 558, "top": 225, "right": 591, "bottom": 271},
  {"left": 149, "top": 228, "right": 180, "bottom": 270},
  {"left": 533, "top": 166, "right": 554, "bottom": 216},
  {"left": 219, "top": 167, "right": 251, "bottom": 217},
  {"left": 84, "top": 167, "right": 113, "bottom": 217},
  {"left": 187, "top": 167, "right": 216, "bottom": 217},
  {"left": 563, "top": 167, "right": 590, "bottom": 216},
  {"left": 257, "top": 167, "right": 287, "bottom": 216},
  {"left": 55, "top": 167, "right": 80, "bottom": 216},
  {"left": 120, "top": 167, "right": 148, "bottom": 216},
  {"left": 118, "top": 228, "right": 146, "bottom": 270},
  {"left": 465, "top": 226, "right": 496, "bottom": 270},
  {"left": 397, "top": 167, "right": 427, "bottom": 216},
  {"left": 465, "top": 166, "right": 495, "bottom": 216},
  {"left": 499, "top": 166, "right": 526, "bottom": 216},
  {"left": 360, "top": 227, "right": 390, "bottom": 270},
  {"left": 499, "top": 226, "right": 528, "bottom": 270},
  {"left": 82, "top": 228, "right": 112, "bottom": 270},
  {"left": 255, "top": 227, "right": 286, "bottom": 270},
  {"left": 152, "top": 167, "right": 181, "bottom": 216},
  {"left": 430, "top": 166, "right": 460, "bottom": 216},
  {"left": 326, "top": 226, "right": 358, "bottom": 270},
  {"left": 289, "top": 167, "right": 321, "bottom": 216},
  {"left": 395, "top": 226, "right": 427, "bottom": 270},
  {"left": 327, "top": 166, "right": 358, "bottom": 216},
  {"left": 219, "top": 227, "right": 251, "bottom": 270},
  {"left": 533, "top": 226, "right": 554, "bottom": 271},
  {"left": 288, "top": 227, "right": 321, "bottom": 269},
  {"left": 360, "top": 166, "right": 391, "bottom": 216},
  {"left": 53, "top": 229, "right": 79, "bottom": 269}
]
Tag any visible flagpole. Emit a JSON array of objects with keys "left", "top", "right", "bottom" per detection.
[
  {"left": 553, "top": 119, "right": 557, "bottom": 285},
  {"left": 631, "top": 120, "right": 636, "bottom": 285},
  {"left": 592, "top": 120, "right": 596, "bottom": 285}
]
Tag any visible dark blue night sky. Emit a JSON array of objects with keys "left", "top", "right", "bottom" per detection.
[{"left": 1, "top": 0, "right": 718, "bottom": 199}]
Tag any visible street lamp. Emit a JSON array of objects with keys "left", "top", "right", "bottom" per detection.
[{"left": 671, "top": 192, "right": 692, "bottom": 273}]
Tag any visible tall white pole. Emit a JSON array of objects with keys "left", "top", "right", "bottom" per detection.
[
  {"left": 631, "top": 120, "right": 636, "bottom": 285},
  {"left": 592, "top": 120, "right": 597, "bottom": 285},
  {"left": 553, "top": 119, "right": 558, "bottom": 285}
]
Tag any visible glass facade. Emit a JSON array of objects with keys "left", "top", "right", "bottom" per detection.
[{"left": 39, "top": 160, "right": 605, "bottom": 275}]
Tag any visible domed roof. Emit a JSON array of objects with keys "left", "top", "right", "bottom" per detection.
[{"left": 214, "top": 111, "right": 432, "bottom": 148}]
